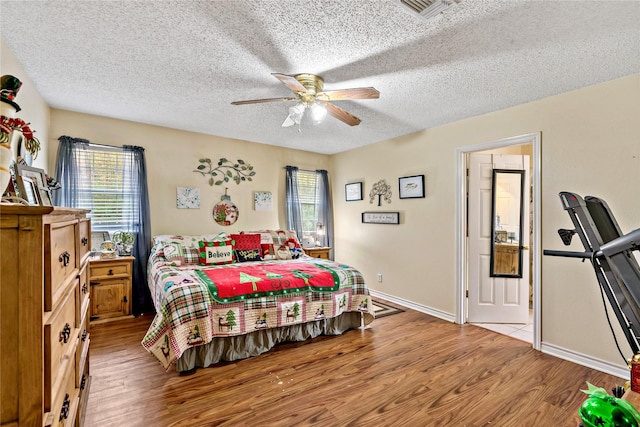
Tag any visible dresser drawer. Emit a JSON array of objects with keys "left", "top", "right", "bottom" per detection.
[
  {"left": 90, "top": 260, "right": 131, "bottom": 279},
  {"left": 49, "top": 360, "right": 79, "bottom": 427},
  {"left": 76, "top": 358, "right": 91, "bottom": 427},
  {"left": 78, "top": 219, "right": 91, "bottom": 264},
  {"left": 76, "top": 263, "right": 90, "bottom": 326},
  {"left": 46, "top": 220, "right": 78, "bottom": 311},
  {"left": 44, "top": 282, "right": 78, "bottom": 410},
  {"left": 75, "top": 314, "right": 90, "bottom": 389}
]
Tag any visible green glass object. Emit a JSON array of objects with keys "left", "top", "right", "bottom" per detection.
[{"left": 579, "top": 383, "right": 640, "bottom": 427}]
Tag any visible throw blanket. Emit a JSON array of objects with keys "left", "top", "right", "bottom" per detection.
[
  {"left": 195, "top": 262, "right": 339, "bottom": 303},
  {"left": 142, "top": 254, "right": 375, "bottom": 369}
]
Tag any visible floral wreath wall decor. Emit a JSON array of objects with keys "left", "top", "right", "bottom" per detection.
[{"left": 194, "top": 157, "right": 255, "bottom": 186}]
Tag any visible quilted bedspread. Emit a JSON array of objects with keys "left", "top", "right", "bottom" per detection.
[{"left": 142, "top": 250, "right": 375, "bottom": 369}]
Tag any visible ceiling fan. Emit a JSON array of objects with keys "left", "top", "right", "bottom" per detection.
[{"left": 231, "top": 73, "right": 379, "bottom": 127}]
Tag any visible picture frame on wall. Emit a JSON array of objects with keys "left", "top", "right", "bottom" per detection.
[
  {"left": 361, "top": 211, "right": 400, "bottom": 224},
  {"left": 345, "top": 182, "right": 363, "bottom": 201},
  {"left": 399, "top": 175, "right": 425, "bottom": 199},
  {"left": 254, "top": 191, "right": 273, "bottom": 211}
]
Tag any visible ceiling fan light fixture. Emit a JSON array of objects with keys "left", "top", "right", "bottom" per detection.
[
  {"left": 282, "top": 102, "right": 305, "bottom": 127},
  {"left": 235, "top": 72, "right": 379, "bottom": 128},
  {"left": 309, "top": 102, "right": 327, "bottom": 125}
]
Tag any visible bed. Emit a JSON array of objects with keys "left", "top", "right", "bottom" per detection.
[{"left": 141, "top": 230, "right": 375, "bottom": 372}]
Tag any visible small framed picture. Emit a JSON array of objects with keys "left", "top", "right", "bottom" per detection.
[
  {"left": 18, "top": 176, "right": 40, "bottom": 205},
  {"left": 254, "top": 191, "right": 273, "bottom": 211},
  {"left": 38, "top": 186, "right": 53, "bottom": 206},
  {"left": 345, "top": 182, "right": 363, "bottom": 201},
  {"left": 176, "top": 186, "right": 200, "bottom": 209},
  {"left": 362, "top": 211, "right": 400, "bottom": 224},
  {"left": 399, "top": 175, "right": 425, "bottom": 199},
  {"left": 15, "top": 164, "right": 46, "bottom": 188}
]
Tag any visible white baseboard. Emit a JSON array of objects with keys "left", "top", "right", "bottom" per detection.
[
  {"left": 541, "top": 342, "right": 628, "bottom": 380},
  {"left": 370, "top": 290, "right": 628, "bottom": 380},
  {"left": 369, "top": 289, "right": 455, "bottom": 323}
]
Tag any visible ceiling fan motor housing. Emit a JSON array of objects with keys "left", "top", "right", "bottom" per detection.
[{"left": 294, "top": 74, "right": 324, "bottom": 105}]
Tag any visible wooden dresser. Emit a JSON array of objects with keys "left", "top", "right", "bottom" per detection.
[
  {"left": 304, "top": 246, "right": 332, "bottom": 260},
  {"left": 1, "top": 206, "right": 91, "bottom": 427}
]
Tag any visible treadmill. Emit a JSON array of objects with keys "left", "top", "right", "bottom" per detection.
[{"left": 544, "top": 192, "right": 640, "bottom": 356}]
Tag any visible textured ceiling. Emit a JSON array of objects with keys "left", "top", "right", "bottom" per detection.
[{"left": 1, "top": 1, "right": 639, "bottom": 154}]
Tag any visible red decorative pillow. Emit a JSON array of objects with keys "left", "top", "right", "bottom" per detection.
[
  {"left": 230, "top": 233, "right": 262, "bottom": 255},
  {"left": 198, "top": 239, "right": 235, "bottom": 265}
]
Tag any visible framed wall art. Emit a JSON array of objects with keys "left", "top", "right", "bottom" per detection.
[
  {"left": 345, "top": 182, "right": 363, "bottom": 201},
  {"left": 361, "top": 211, "right": 400, "bottom": 224},
  {"left": 176, "top": 186, "right": 200, "bottom": 209},
  {"left": 254, "top": 191, "right": 273, "bottom": 211},
  {"left": 399, "top": 175, "right": 425, "bottom": 199}
]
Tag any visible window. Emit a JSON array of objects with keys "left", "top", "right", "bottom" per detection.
[
  {"left": 73, "top": 144, "right": 137, "bottom": 232},
  {"left": 285, "top": 167, "right": 331, "bottom": 249},
  {"left": 297, "top": 170, "right": 320, "bottom": 236},
  {"left": 55, "top": 136, "right": 153, "bottom": 314}
]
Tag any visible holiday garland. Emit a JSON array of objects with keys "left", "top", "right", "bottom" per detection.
[{"left": 0, "top": 115, "right": 40, "bottom": 159}]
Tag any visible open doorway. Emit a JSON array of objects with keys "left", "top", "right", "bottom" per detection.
[{"left": 455, "top": 133, "right": 541, "bottom": 350}]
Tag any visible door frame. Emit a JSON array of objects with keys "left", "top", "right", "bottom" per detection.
[{"left": 455, "top": 132, "right": 541, "bottom": 350}]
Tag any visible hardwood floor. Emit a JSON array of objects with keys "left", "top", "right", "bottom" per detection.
[{"left": 85, "top": 302, "right": 622, "bottom": 426}]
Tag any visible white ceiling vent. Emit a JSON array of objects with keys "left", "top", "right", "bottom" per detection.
[{"left": 398, "top": 0, "right": 460, "bottom": 20}]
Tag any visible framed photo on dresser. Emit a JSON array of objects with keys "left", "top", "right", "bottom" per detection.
[{"left": 15, "top": 164, "right": 48, "bottom": 205}]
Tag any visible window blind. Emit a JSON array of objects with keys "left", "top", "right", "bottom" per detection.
[
  {"left": 74, "top": 145, "right": 137, "bottom": 231},
  {"left": 297, "top": 170, "right": 319, "bottom": 234}
]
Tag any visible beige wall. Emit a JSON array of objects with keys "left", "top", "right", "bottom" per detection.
[
  {"left": 5, "top": 35, "right": 640, "bottom": 372},
  {"left": 48, "top": 110, "right": 330, "bottom": 237},
  {"left": 0, "top": 38, "right": 50, "bottom": 170},
  {"left": 331, "top": 73, "right": 640, "bottom": 369}
]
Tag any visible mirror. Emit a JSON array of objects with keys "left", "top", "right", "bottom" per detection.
[{"left": 490, "top": 169, "right": 525, "bottom": 278}]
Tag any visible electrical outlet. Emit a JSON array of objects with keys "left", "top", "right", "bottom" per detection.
[{"left": 377, "top": 273, "right": 382, "bottom": 283}]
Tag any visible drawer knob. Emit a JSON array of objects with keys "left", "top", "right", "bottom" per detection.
[
  {"left": 59, "top": 323, "right": 71, "bottom": 344},
  {"left": 81, "top": 375, "right": 87, "bottom": 390},
  {"left": 82, "top": 282, "right": 88, "bottom": 294},
  {"left": 58, "top": 251, "right": 71, "bottom": 267},
  {"left": 81, "top": 329, "right": 88, "bottom": 341},
  {"left": 81, "top": 236, "right": 89, "bottom": 246},
  {"left": 108, "top": 269, "right": 114, "bottom": 276},
  {"left": 59, "top": 393, "right": 70, "bottom": 421}
]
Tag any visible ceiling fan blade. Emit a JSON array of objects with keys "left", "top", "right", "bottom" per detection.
[
  {"left": 272, "top": 73, "right": 308, "bottom": 93},
  {"left": 325, "top": 102, "right": 361, "bottom": 126},
  {"left": 231, "top": 97, "right": 297, "bottom": 105},
  {"left": 317, "top": 87, "right": 379, "bottom": 101}
]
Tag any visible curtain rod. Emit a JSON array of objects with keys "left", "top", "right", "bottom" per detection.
[
  {"left": 283, "top": 167, "right": 324, "bottom": 173},
  {"left": 89, "top": 142, "right": 122, "bottom": 149}
]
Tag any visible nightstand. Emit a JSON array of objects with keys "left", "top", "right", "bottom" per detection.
[
  {"left": 89, "top": 255, "right": 134, "bottom": 322},
  {"left": 304, "top": 246, "right": 332, "bottom": 260}
]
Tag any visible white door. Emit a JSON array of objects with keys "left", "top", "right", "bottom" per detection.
[{"left": 468, "top": 153, "right": 530, "bottom": 323}]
